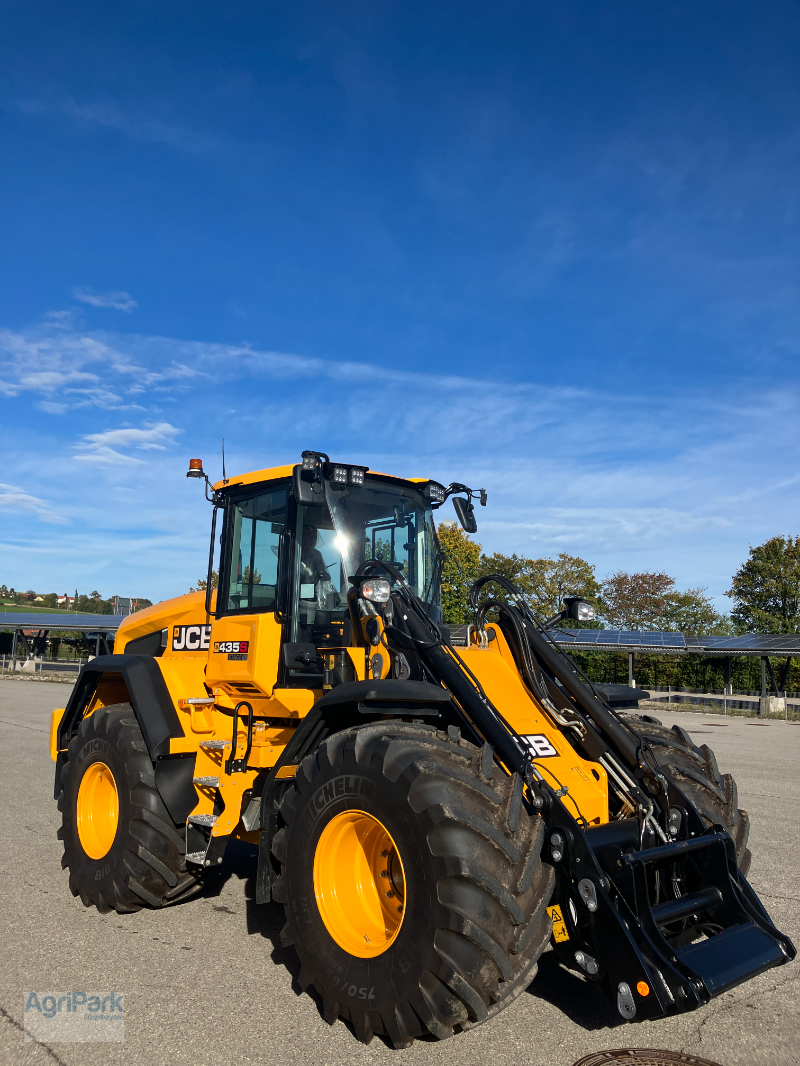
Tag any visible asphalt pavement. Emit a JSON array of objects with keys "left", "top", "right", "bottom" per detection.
[{"left": 1, "top": 680, "right": 798, "bottom": 1066}]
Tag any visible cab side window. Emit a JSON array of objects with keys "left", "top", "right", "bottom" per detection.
[{"left": 225, "top": 489, "right": 287, "bottom": 612}]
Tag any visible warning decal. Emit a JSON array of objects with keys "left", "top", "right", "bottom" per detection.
[{"left": 547, "top": 904, "right": 570, "bottom": 942}]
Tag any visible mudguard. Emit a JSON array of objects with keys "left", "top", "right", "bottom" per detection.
[{"left": 54, "top": 654, "right": 184, "bottom": 795}]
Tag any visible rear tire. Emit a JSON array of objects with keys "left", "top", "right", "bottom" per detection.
[
  {"left": 271, "top": 721, "right": 554, "bottom": 1047},
  {"left": 623, "top": 714, "right": 751, "bottom": 875},
  {"left": 58, "top": 704, "right": 199, "bottom": 913}
]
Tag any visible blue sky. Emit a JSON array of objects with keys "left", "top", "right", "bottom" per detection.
[{"left": 1, "top": 1, "right": 799, "bottom": 606}]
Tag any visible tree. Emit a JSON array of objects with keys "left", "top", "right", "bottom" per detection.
[
  {"left": 602, "top": 571, "right": 722, "bottom": 633},
  {"left": 72, "top": 593, "right": 115, "bottom": 616},
  {"left": 601, "top": 571, "right": 675, "bottom": 630},
  {"left": 523, "top": 554, "right": 601, "bottom": 621},
  {"left": 476, "top": 551, "right": 601, "bottom": 622},
  {"left": 190, "top": 571, "right": 219, "bottom": 593},
  {"left": 662, "top": 587, "right": 720, "bottom": 634},
  {"left": 90, "top": 590, "right": 101, "bottom": 600},
  {"left": 438, "top": 524, "right": 481, "bottom": 624},
  {"left": 727, "top": 535, "right": 800, "bottom": 633}
]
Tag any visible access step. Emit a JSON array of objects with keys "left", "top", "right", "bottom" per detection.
[
  {"left": 199, "top": 740, "right": 230, "bottom": 749},
  {"left": 188, "top": 813, "right": 218, "bottom": 827},
  {"left": 193, "top": 776, "right": 220, "bottom": 787}
]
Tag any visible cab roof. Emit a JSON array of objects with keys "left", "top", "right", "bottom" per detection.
[{"left": 213, "top": 463, "right": 431, "bottom": 492}]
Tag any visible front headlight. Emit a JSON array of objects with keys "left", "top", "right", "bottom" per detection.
[
  {"left": 565, "top": 597, "right": 596, "bottom": 621},
  {"left": 361, "top": 579, "right": 391, "bottom": 604}
]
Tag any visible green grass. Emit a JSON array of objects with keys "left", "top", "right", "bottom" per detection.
[{"left": 0, "top": 602, "right": 85, "bottom": 616}]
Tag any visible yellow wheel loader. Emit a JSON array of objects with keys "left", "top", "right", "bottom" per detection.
[{"left": 50, "top": 451, "right": 794, "bottom": 1046}]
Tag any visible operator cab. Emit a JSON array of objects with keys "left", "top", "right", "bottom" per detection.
[{"left": 207, "top": 455, "right": 468, "bottom": 691}]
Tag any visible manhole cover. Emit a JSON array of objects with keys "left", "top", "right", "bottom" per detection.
[{"left": 573, "top": 1051, "right": 722, "bottom": 1066}]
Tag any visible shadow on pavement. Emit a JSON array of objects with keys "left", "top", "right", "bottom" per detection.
[
  {"left": 527, "top": 951, "right": 623, "bottom": 1031},
  {"left": 199, "top": 843, "right": 627, "bottom": 1047}
]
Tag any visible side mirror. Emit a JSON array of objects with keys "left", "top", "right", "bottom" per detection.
[
  {"left": 292, "top": 463, "right": 325, "bottom": 506},
  {"left": 452, "top": 496, "right": 477, "bottom": 534}
]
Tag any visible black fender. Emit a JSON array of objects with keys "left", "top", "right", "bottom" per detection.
[
  {"left": 54, "top": 655, "right": 185, "bottom": 797},
  {"left": 315, "top": 678, "right": 451, "bottom": 715}
]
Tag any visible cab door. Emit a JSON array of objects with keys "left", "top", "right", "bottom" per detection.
[{"left": 207, "top": 485, "right": 289, "bottom": 700}]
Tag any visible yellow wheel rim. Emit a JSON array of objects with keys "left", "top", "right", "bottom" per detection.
[
  {"left": 313, "top": 809, "right": 406, "bottom": 959},
  {"left": 76, "top": 761, "right": 119, "bottom": 860}
]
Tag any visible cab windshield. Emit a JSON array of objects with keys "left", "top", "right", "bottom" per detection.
[{"left": 296, "top": 477, "right": 440, "bottom": 628}]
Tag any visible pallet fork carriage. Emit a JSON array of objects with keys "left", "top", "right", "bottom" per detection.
[{"left": 51, "top": 452, "right": 794, "bottom": 1046}]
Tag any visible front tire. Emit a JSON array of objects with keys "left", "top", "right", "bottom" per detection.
[
  {"left": 623, "top": 714, "right": 751, "bottom": 875},
  {"left": 271, "top": 721, "right": 554, "bottom": 1047},
  {"left": 57, "top": 704, "right": 198, "bottom": 913}
]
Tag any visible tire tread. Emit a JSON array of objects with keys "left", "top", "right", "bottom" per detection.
[{"left": 273, "top": 721, "right": 554, "bottom": 1047}]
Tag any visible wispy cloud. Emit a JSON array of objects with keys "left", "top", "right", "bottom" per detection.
[
  {"left": 73, "top": 287, "right": 138, "bottom": 313},
  {"left": 17, "top": 95, "right": 217, "bottom": 154},
  {"left": 74, "top": 422, "right": 182, "bottom": 464},
  {"left": 0, "top": 320, "right": 198, "bottom": 409},
  {"left": 0, "top": 483, "right": 67, "bottom": 525},
  {"left": 2, "top": 315, "right": 800, "bottom": 602}
]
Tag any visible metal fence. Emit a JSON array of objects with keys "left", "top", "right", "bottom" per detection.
[
  {"left": 643, "top": 686, "right": 798, "bottom": 720},
  {"left": 0, "top": 656, "right": 87, "bottom": 674}
]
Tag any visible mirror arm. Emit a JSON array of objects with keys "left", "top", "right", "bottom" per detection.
[{"left": 443, "top": 482, "right": 487, "bottom": 505}]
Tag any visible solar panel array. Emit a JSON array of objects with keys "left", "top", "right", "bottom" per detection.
[
  {"left": 685, "top": 633, "right": 800, "bottom": 653},
  {"left": 0, "top": 613, "right": 125, "bottom": 631},
  {"left": 555, "top": 629, "right": 800, "bottom": 655},
  {"left": 452, "top": 623, "right": 800, "bottom": 655},
  {"left": 556, "top": 629, "right": 686, "bottom": 648}
]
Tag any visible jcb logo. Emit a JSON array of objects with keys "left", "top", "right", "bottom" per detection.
[
  {"left": 521, "top": 734, "right": 559, "bottom": 758},
  {"left": 172, "top": 625, "right": 211, "bottom": 651}
]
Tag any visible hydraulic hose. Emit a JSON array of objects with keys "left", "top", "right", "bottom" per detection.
[
  {"left": 470, "top": 574, "right": 641, "bottom": 770},
  {"left": 399, "top": 605, "right": 534, "bottom": 779},
  {"left": 523, "top": 624, "right": 640, "bottom": 768},
  {"left": 353, "top": 559, "right": 535, "bottom": 781}
]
